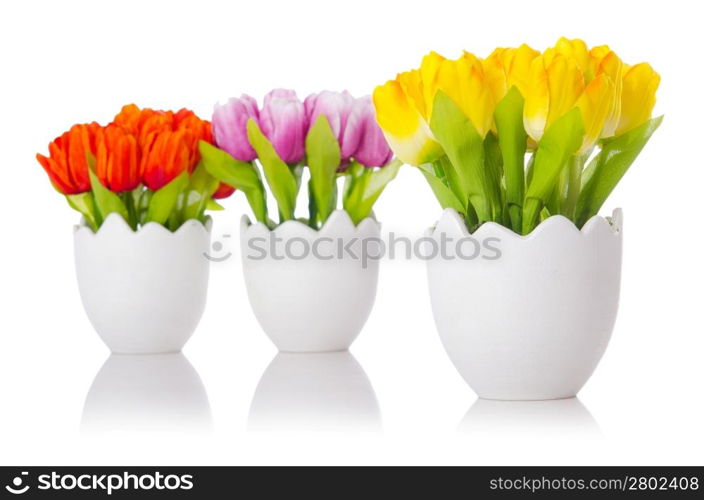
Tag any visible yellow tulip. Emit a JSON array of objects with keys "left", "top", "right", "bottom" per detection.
[
  {"left": 615, "top": 62, "right": 660, "bottom": 135},
  {"left": 373, "top": 50, "right": 496, "bottom": 164},
  {"left": 575, "top": 73, "right": 616, "bottom": 153},
  {"left": 523, "top": 52, "right": 584, "bottom": 142},
  {"left": 435, "top": 52, "right": 495, "bottom": 137},
  {"left": 372, "top": 78, "right": 443, "bottom": 166},
  {"left": 418, "top": 51, "right": 446, "bottom": 118},
  {"left": 550, "top": 37, "right": 590, "bottom": 75},
  {"left": 589, "top": 47, "right": 624, "bottom": 137},
  {"left": 483, "top": 43, "right": 540, "bottom": 103}
]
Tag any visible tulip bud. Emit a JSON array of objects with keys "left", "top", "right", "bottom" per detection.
[
  {"left": 212, "top": 95, "right": 259, "bottom": 161},
  {"left": 36, "top": 123, "right": 100, "bottom": 194},
  {"left": 575, "top": 73, "right": 616, "bottom": 153},
  {"left": 551, "top": 38, "right": 591, "bottom": 75},
  {"left": 304, "top": 90, "right": 356, "bottom": 160},
  {"left": 484, "top": 44, "right": 540, "bottom": 104},
  {"left": 589, "top": 49, "right": 624, "bottom": 137},
  {"left": 343, "top": 96, "right": 392, "bottom": 167},
  {"left": 373, "top": 77, "right": 442, "bottom": 166},
  {"left": 616, "top": 63, "right": 660, "bottom": 136},
  {"left": 141, "top": 129, "right": 190, "bottom": 191},
  {"left": 435, "top": 52, "right": 495, "bottom": 138},
  {"left": 96, "top": 124, "right": 140, "bottom": 193},
  {"left": 523, "top": 53, "right": 585, "bottom": 142},
  {"left": 114, "top": 104, "right": 172, "bottom": 147},
  {"left": 259, "top": 89, "right": 307, "bottom": 163}
]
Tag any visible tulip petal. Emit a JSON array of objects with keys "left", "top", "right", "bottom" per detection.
[
  {"left": 372, "top": 80, "right": 441, "bottom": 166},
  {"left": 616, "top": 63, "right": 660, "bottom": 135},
  {"left": 576, "top": 73, "right": 615, "bottom": 153},
  {"left": 346, "top": 96, "right": 392, "bottom": 167},
  {"left": 212, "top": 95, "right": 259, "bottom": 162},
  {"left": 259, "top": 89, "right": 307, "bottom": 163},
  {"left": 434, "top": 53, "right": 495, "bottom": 138}
]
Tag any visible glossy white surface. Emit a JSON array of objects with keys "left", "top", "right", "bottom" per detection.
[
  {"left": 240, "top": 211, "right": 380, "bottom": 352},
  {"left": 1, "top": 0, "right": 702, "bottom": 466},
  {"left": 82, "top": 354, "right": 213, "bottom": 435},
  {"left": 427, "top": 209, "right": 622, "bottom": 400},
  {"left": 248, "top": 352, "right": 381, "bottom": 431},
  {"left": 74, "top": 214, "right": 211, "bottom": 354}
]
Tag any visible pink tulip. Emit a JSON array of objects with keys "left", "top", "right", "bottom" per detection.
[
  {"left": 212, "top": 95, "right": 259, "bottom": 162},
  {"left": 345, "top": 96, "right": 393, "bottom": 167},
  {"left": 305, "top": 90, "right": 357, "bottom": 160},
  {"left": 259, "top": 89, "right": 307, "bottom": 163}
]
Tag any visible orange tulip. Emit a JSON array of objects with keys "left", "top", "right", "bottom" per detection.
[
  {"left": 113, "top": 104, "right": 222, "bottom": 191},
  {"left": 36, "top": 123, "right": 101, "bottom": 195},
  {"left": 172, "top": 108, "right": 213, "bottom": 169},
  {"left": 113, "top": 104, "right": 173, "bottom": 146},
  {"left": 95, "top": 124, "right": 140, "bottom": 193},
  {"left": 140, "top": 129, "right": 191, "bottom": 191},
  {"left": 38, "top": 105, "right": 234, "bottom": 201}
]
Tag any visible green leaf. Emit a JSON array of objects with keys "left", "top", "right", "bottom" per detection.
[
  {"left": 417, "top": 163, "right": 465, "bottom": 213},
  {"left": 343, "top": 159, "right": 401, "bottom": 224},
  {"left": 436, "top": 154, "right": 465, "bottom": 205},
  {"left": 206, "top": 199, "right": 225, "bottom": 211},
  {"left": 307, "top": 180, "right": 318, "bottom": 228},
  {"left": 342, "top": 162, "right": 369, "bottom": 221},
  {"left": 199, "top": 140, "right": 268, "bottom": 223},
  {"left": 575, "top": 115, "right": 663, "bottom": 227},
  {"left": 88, "top": 169, "right": 129, "bottom": 226},
  {"left": 66, "top": 192, "right": 98, "bottom": 231},
  {"left": 306, "top": 115, "right": 341, "bottom": 225},
  {"left": 146, "top": 171, "right": 189, "bottom": 226},
  {"left": 523, "top": 108, "right": 584, "bottom": 234},
  {"left": 494, "top": 87, "right": 527, "bottom": 232},
  {"left": 182, "top": 161, "right": 219, "bottom": 222},
  {"left": 483, "top": 132, "right": 506, "bottom": 223},
  {"left": 246, "top": 119, "right": 298, "bottom": 222},
  {"left": 429, "top": 90, "right": 498, "bottom": 224}
]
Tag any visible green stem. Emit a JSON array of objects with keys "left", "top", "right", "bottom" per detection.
[
  {"left": 563, "top": 155, "right": 585, "bottom": 221},
  {"left": 122, "top": 191, "right": 138, "bottom": 230},
  {"left": 522, "top": 197, "right": 542, "bottom": 235}
]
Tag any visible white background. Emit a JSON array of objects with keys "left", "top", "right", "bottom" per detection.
[{"left": 0, "top": 0, "right": 702, "bottom": 466}]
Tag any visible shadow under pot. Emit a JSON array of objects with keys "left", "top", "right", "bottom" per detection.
[
  {"left": 74, "top": 213, "right": 211, "bottom": 354},
  {"left": 240, "top": 210, "right": 380, "bottom": 353},
  {"left": 426, "top": 208, "right": 623, "bottom": 401}
]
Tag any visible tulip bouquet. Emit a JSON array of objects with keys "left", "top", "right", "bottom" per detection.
[
  {"left": 36, "top": 105, "right": 234, "bottom": 232},
  {"left": 200, "top": 89, "right": 400, "bottom": 228},
  {"left": 373, "top": 38, "right": 661, "bottom": 234}
]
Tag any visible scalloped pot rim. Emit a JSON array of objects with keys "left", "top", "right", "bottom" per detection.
[
  {"left": 240, "top": 210, "right": 381, "bottom": 237},
  {"left": 426, "top": 208, "right": 623, "bottom": 240},
  {"left": 74, "top": 213, "right": 213, "bottom": 238}
]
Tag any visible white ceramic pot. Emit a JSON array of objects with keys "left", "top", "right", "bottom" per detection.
[
  {"left": 240, "top": 210, "right": 380, "bottom": 352},
  {"left": 427, "top": 208, "right": 623, "bottom": 400},
  {"left": 74, "top": 214, "right": 211, "bottom": 354}
]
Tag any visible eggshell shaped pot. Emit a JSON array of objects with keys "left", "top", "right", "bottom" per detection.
[
  {"left": 426, "top": 208, "right": 623, "bottom": 401},
  {"left": 240, "top": 210, "right": 380, "bottom": 352},
  {"left": 74, "top": 214, "right": 211, "bottom": 354}
]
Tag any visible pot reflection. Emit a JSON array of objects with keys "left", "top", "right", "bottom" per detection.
[
  {"left": 248, "top": 352, "right": 381, "bottom": 432},
  {"left": 82, "top": 353, "right": 212, "bottom": 435},
  {"left": 459, "top": 397, "right": 600, "bottom": 437}
]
